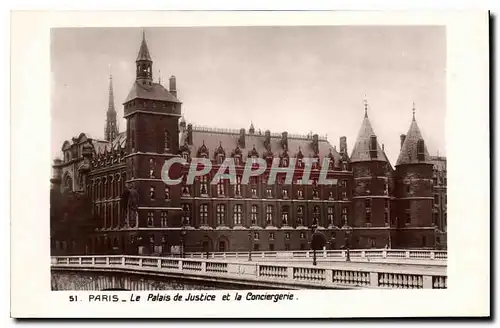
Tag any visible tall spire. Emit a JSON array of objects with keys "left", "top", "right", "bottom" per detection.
[
  {"left": 105, "top": 69, "right": 118, "bottom": 141},
  {"left": 363, "top": 97, "right": 368, "bottom": 118},
  {"left": 412, "top": 101, "right": 416, "bottom": 121},
  {"left": 107, "top": 69, "right": 115, "bottom": 113}
]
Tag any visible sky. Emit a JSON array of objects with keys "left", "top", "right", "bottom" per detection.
[{"left": 51, "top": 26, "right": 446, "bottom": 165}]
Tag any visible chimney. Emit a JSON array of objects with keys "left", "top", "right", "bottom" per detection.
[
  {"left": 264, "top": 130, "right": 271, "bottom": 148},
  {"left": 400, "top": 134, "right": 406, "bottom": 149},
  {"left": 187, "top": 124, "right": 193, "bottom": 145},
  {"left": 169, "top": 75, "right": 177, "bottom": 98},
  {"left": 50, "top": 158, "right": 63, "bottom": 189},
  {"left": 312, "top": 134, "right": 319, "bottom": 154},
  {"left": 340, "top": 136, "right": 347, "bottom": 154},
  {"left": 239, "top": 128, "right": 246, "bottom": 148},
  {"left": 281, "top": 131, "right": 288, "bottom": 150}
]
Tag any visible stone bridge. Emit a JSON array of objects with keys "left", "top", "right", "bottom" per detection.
[{"left": 51, "top": 253, "right": 447, "bottom": 290}]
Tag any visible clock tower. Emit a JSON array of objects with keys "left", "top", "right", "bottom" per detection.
[{"left": 122, "top": 31, "right": 183, "bottom": 255}]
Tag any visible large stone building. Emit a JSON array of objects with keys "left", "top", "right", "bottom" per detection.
[{"left": 51, "top": 32, "right": 447, "bottom": 255}]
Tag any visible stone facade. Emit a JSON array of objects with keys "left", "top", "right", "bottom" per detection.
[{"left": 51, "top": 32, "right": 447, "bottom": 256}]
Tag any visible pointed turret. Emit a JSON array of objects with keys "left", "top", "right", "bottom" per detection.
[
  {"left": 104, "top": 72, "right": 118, "bottom": 141},
  {"left": 350, "top": 101, "right": 388, "bottom": 163},
  {"left": 136, "top": 30, "right": 152, "bottom": 62},
  {"left": 394, "top": 103, "right": 435, "bottom": 248},
  {"left": 396, "top": 104, "right": 430, "bottom": 166},
  {"left": 135, "top": 30, "right": 153, "bottom": 84},
  {"left": 349, "top": 100, "right": 393, "bottom": 240}
]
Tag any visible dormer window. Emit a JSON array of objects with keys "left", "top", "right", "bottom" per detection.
[
  {"left": 282, "top": 157, "right": 288, "bottom": 167},
  {"left": 370, "top": 135, "right": 377, "bottom": 151},
  {"left": 182, "top": 152, "right": 189, "bottom": 161},
  {"left": 217, "top": 154, "right": 224, "bottom": 165},
  {"left": 417, "top": 139, "right": 425, "bottom": 161},
  {"left": 234, "top": 155, "right": 241, "bottom": 166}
]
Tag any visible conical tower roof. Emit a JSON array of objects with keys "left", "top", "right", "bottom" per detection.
[
  {"left": 136, "top": 31, "right": 152, "bottom": 62},
  {"left": 396, "top": 107, "right": 431, "bottom": 166},
  {"left": 350, "top": 104, "right": 388, "bottom": 163}
]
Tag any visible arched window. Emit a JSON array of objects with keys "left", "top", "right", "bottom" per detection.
[{"left": 164, "top": 130, "right": 171, "bottom": 152}]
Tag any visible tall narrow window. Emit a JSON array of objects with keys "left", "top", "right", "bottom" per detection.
[
  {"left": 266, "top": 205, "right": 273, "bottom": 226},
  {"left": 233, "top": 204, "right": 242, "bottom": 225},
  {"left": 365, "top": 198, "right": 371, "bottom": 212},
  {"left": 266, "top": 187, "right": 273, "bottom": 198},
  {"left": 150, "top": 186, "right": 155, "bottom": 201},
  {"left": 216, "top": 204, "right": 226, "bottom": 226},
  {"left": 149, "top": 158, "right": 155, "bottom": 178},
  {"left": 282, "top": 206, "right": 289, "bottom": 225},
  {"left": 313, "top": 206, "right": 320, "bottom": 225},
  {"left": 327, "top": 207, "right": 334, "bottom": 226},
  {"left": 200, "top": 176, "right": 209, "bottom": 196},
  {"left": 164, "top": 130, "right": 170, "bottom": 152},
  {"left": 235, "top": 176, "right": 242, "bottom": 196},
  {"left": 165, "top": 187, "right": 170, "bottom": 201},
  {"left": 342, "top": 207, "right": 348, "bottom": 226},
  {"left": 297, "top": 206, "right": 304, "bottom": 226},
  {"left": 251, "top": 205, "right": 258, "bottom": 225},
  {"left": 147, "top": 212, "right": 154, "bottom": 227},
  {"left": 217, "top": 180, "right": 225, "bottom": 196},
  {"left": 365, "top": 211, "right": 371, "bottom": 224},
  {"left": 182, "top": 204, "right": 191, "bottom": 226},
  {"left": 200, "top": 204, "right": 208, "bottom": 225},
  {"left": 160, "top": 212, "right": 168, "bottom": 227}
]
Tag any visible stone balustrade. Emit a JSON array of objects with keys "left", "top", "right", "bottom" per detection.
[
  {"left": 51, "top": 255, "right": 447, "bottom": 289},
  {"left": 183, "top": 249, "right": 447, "bottom": 264}
]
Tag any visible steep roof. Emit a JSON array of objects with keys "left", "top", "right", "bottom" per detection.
[
  {"left": 136, "top": 31, "right": 152, "bottom": 61},
  {"left": 180, "top": 126, "right": 341, "bottom": 165},
  {"left": 396, "top": 115, "right": 431, "bottom": 166},
  {"left": 350, "top": 111, "right": 388, "bottom": 163},
  {"left": 124, "top": 81, "right": 181, "bottom": 103}
]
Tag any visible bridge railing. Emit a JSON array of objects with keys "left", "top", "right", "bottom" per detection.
[
  {"left": 183, "top": 249, "right": 447, "bottom": 262},
  {"left": 51, "top": 255, "right": 447, "bottom": 289}
]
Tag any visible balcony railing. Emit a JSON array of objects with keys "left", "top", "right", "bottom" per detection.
[
  {"left": 51, "top": 254, "right": 447, "bottom": 289},
  {"left": 182, "top": 249, "right": 447, "bottom": 262}
]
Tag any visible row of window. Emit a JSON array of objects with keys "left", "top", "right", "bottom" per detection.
[
  {"left": 180, "top": 204, "right": 348, "bottom": 227},
  {"left": 179, "top": 182, "right": 349, "bottom": 200},
  {"left": 182, "top": 151, "right": 349, "bottom": 171},
  {"left": 90, "top": 173, "right": 126, "bottom": 200}
]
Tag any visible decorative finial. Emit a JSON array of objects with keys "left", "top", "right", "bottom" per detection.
[
  {"left": 364, "top": 98, "right": 368, "bottom": 118},
  {"left": 159, "top": 69, "right": 161, "bottom": 84},
  {"left": 412, "top": 102, "right": 416, "bottom": 120},
  {"left": 108, "top": 64, "right": 112, "bottom": 79}
]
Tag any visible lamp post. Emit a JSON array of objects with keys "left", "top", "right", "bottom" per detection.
[
  {"left": 344, "top": 226, "right": 352, "bottom": 262},
  {"left": 180, "top": 229, "right": 187, "bottom": 258},
  {"left": 248, "top": 232, "right": 253, "bottom": 261},
  {"left": 310, "top": 219, "right": 318, "bottom": 266}
]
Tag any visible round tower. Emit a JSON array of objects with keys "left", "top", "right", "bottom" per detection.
[
  {"left": 349, "top": 102, "right": 393, "bottom": 249},
  {"left": 394, "top": 106, "right": 434, "bottom": 248}
]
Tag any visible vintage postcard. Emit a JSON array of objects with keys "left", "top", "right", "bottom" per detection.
[{"left": 10, "top": 11, "right": 490, "bottom": 318}]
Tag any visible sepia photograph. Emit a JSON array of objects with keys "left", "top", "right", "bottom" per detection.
[
  {"left": 9, "top": 10, "right": 489, "bottom": 319},
  {"left": 49, "top": 25, "right": 448, "bottom": 291}
]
